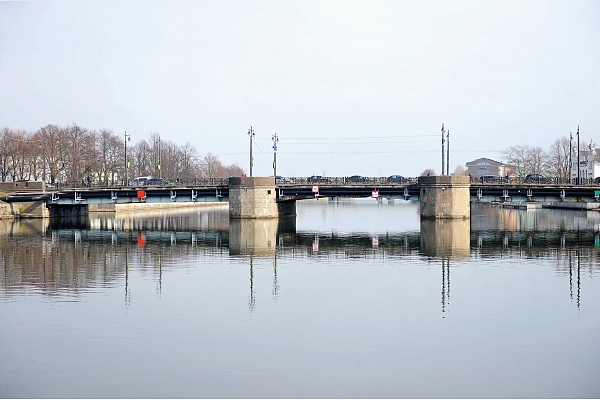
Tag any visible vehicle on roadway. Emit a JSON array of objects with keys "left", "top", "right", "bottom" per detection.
[
  {"left": 387, "top": 175, "right": 408, "bottom": 183},
  {"left": 524, "top": 174, "right": 551, "bottom": 184},
  {"left": 479, "top": 175, "right": 503, "bottom": 183}
]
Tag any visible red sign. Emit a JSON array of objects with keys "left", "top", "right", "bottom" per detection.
[
  {"left": 312, "top": 185, "right": 319, "bottom": 194},
  {"left": 371, "top": 190, "right": 380, "bottom": 198}
]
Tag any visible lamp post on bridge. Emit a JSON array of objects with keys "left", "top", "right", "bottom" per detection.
[
  {"left": 446, "top": 129, "right": 450, "bottom": 176},
  {"left": 577, "top": 126, "right": 580, "bottom": 185},
  {"left": 569, "top": 132, "right": 572, "bottom": 183},
  {"left": 124, "top": 131, "right": 131, "bottom": 186},
  {"left": 248, "top": 125, "right": 255, "bottom": 177},
  {"left": 272, "top": 132, "right": 279, "bottom": 178},
  {"left": 441, "top": 124, "right": 445, "bottom": 176},
  {"left": 154, "top": 135, "right": 162, "bottom": 179}
]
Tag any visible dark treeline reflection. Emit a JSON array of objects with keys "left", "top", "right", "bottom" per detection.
[{"left": 1, "top": 205, "right": 600, "bottom": 294}]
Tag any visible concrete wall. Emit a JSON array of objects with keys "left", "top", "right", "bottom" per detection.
[
  {"left": 229, "top": 177, "right": 280, "bottom": 219},
  {"left": 419, "top": 176, "right": 471, "bottom": 219}
]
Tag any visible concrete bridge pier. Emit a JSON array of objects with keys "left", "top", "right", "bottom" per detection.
[
  {"left": 228, "top": 177, "right": 296, "bottom": 219},
  {"left": 419, "top": 176, "right": 471, "bottom": 219}
]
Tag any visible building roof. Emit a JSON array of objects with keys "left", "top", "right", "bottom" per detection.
[{"left": 465, "top": 157, "right": 505, "bottom": 167}]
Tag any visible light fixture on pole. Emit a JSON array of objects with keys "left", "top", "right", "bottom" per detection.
[
  {"left": 124, "top": 131, "right": 131, "bottom": 186},
  {"left": 248, "top": 126, "right": 255, "bottom": 177},
  {"left": 272, "top": 132, "right": 279, "bottom": 178}
]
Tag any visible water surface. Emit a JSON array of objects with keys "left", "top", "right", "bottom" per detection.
[{"left": 0, "top": 200, "right": 599, "bottom": 398}]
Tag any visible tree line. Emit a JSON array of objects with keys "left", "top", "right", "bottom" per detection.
[
  {"left": 0, "top": 124, "right": 244, "bottom": 185},
  {"left": 502, "top": 136, "right": 581, "bottom": 179}
]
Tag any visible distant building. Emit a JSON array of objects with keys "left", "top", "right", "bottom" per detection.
[
  {"left": 465, "top": 158, "right": 515, "bottom": 178},
  {"left": 571, "top": 142, "right": 600, "bottom": 181}
]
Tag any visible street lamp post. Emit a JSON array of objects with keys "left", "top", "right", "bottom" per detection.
[
  {"left": 446, "top": 129, "right": 450, "bottom": 176},
  {"left": 248, "top": 126, "right": 255, "bottom": 177},
  {"left": 569, "top": 132, "right": 573, "bottom": 183},
  {"left": 124, "top": 131, "right": 131, "bottom": 186},
  {"left": 272, "top": 132, "right": 279, "bottom": 178},
  {"left": 577, "top": 126, "right": 580, "bottom": 185},
  {"left": 441, "top": 124, "right": 446, "bottom": 176},
  {"left": 154, "top": 135, "right": 162, "bottom": 179}
]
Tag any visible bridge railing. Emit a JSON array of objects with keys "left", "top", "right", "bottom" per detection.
[{"left": 471, "top": 176, "right": 600, "bottom": 185}]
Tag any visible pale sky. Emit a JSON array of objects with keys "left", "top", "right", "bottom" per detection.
[{"left": 1, "top": 0, "right": 598, "bottom": 177}]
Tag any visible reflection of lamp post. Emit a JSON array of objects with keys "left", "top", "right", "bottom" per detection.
[
  {"left": 124, "top": 131, "right": 131, "bottom": 186},
  {"left": 248, "top": 126, "right": 255, "bottom": 177},
  {"left": 272, "top": 132, "right": 279, "bottom": 178}
]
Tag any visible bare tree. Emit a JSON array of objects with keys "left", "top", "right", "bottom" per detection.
[
  {"left": 178, "top": 142, "right": 201, "bottom": 179},
  {"left": 94, "top": 128, "right": 122, "bottom": 185},
  {"left": 544, "top": 136, "right": 570, "bottom": 180},
  {"left": 452, "top": 165, "right": 467, "bottom": 176},
  {"left": 501, "top": 146, "right": 528, "bottom": 178},
  {"left": 224, "top": 163, "right": 244, "bottom": 177},
  {"left": 200, "top": 152, "right": 224, "bottom": 178},
  {"left": 0, "top": 127, "right": 15, "bottom": 181},
  {"left": 41, "top": 124, "right": 69, "bottom": 184},
  {"left": 63, "top": 123, "right": 94, "bottom": 184}
]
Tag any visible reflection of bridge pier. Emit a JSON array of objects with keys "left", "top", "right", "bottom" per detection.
[
  {"left": 229, "top": 218, "right": 296, "bottom": 256},
  {"left": 419, "top": 219, "right": 471, "bottom": 259}
]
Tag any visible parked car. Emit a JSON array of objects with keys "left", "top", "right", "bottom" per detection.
[
  {"left": 146, "top": 178, "right": 171, "bottom": 185},
  {"left": 594, "top": 177, "right": 600, "bottom": 184},
  {"left": 479, "top": 174, "right": 503, "bottom": 183},
  {"left": 308, "top": 175, "right": 328, "bottom": 183},
  {"left": 130, "top": 176, "right": 152, "bottom": 186},
  {"left": 346, "top": 175, "right": 364, "bottom": 183},
  {"left": 387, "top": 175, "right": 408, "bottom": 183},
  {"left": 524, "top": 174, "right": 551, "bottom": 184}
]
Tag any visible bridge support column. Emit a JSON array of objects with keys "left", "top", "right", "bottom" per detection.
[
  {"left": 419, "top": 176, "right": 471, "bottom": 219},
  {"left": 229, "top": 177, "right": 295, "bottom": 219}
]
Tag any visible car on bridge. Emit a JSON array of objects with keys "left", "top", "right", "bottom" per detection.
[
  {"left": 479, "top": 174, "right": 503, "bottom": 183},
  {"left": 147, "top": 178, "right": 172, "bottom": 185},
  {"left": 346, "top": 175, "right": 364, "bottom": 183},
  {"left": 308, "top": 175, "right": 328, "bottom": 183},
  {"left": 524, "top": 174, "right": 551, "bottom": 184},
  {"left": 387, "top": 175, "right": 408, "bottom": 183}
]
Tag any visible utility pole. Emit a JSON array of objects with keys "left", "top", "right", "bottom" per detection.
[
  {"left": 446, "top": 129, "right": 450, "bottom": 176},
  {"left": 248, "top": 126, "right": 255, "bottom": 177},
  {"left": 272, "top": 132, "right": 279, "bottom": 178},
  {"left": 441, "top": 124, "right": 446, "bottom": 175},
  {"left": 577, "top": 126, "right": 580, "bottom": 185},
  {"left": 124, "top": 131, "right": 131, "bottom": 186}
]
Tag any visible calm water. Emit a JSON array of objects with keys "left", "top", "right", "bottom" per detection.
[{"left": 0, "top": 200, "right": 599, "bottom": 398}]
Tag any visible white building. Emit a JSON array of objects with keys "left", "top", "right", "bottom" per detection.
[{"left": 571, "top": 142, "right": 600, "bottom": 181}]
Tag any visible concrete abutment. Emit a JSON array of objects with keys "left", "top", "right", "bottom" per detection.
[
  {"left": 228, "top": 177, "right": 296, "bottom": 219},
  {"left": 418, "top": 176, "right": 471, "bottom": 219}
]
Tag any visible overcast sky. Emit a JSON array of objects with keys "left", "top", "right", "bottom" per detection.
[{"left": 1, "top": 0, "right": 598, "bottom": 177}]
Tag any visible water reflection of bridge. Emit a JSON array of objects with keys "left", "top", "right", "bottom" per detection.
[{"left": 1, "top": 208, "right": 598, "bottom": 314}]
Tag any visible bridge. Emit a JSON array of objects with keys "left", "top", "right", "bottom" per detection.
[{"left": 2, "top": 176, "right": 600, "bottom": 219}]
